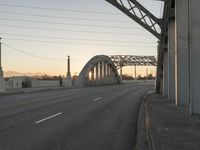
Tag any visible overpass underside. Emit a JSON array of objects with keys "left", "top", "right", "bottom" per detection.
[{"left": 106, "top": 0, "right": 200, "bottom": 115}]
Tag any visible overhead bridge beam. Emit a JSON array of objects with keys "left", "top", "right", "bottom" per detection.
[
  {"left": 106, "top": 0, "right": 162, "bottom": 39},
  {"left": 109, "top": 55, "right": 157, "bottom": 69}
]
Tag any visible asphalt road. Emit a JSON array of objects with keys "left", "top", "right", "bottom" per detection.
[{"left": 0, "top": 83, "right": 153, "bottom": 150}]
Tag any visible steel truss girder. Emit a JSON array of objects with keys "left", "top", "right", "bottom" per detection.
[
  {"left": 106, "top": 0, "right": 162, "bottom": 39},
  {"left": 109, "top": 55, "right": 157, "bottom": 69}
]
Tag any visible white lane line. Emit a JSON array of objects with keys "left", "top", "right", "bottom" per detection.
[
  {"left": 93, "top": 97, "right": 102, "bottom": 101},
  {"left": 35, "top": 112, "right": 62, "bottom": 124}
]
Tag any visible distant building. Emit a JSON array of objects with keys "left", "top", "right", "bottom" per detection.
[
  {"left": 7, "top": 76, "right": 25, "bottom": 89},
  {"left": 5, "top": 76, "right": 60, "bottom": 90}
]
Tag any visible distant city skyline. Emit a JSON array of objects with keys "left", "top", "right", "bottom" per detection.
[
  {"left": 0, "top": 0, "right": 162, "bottom": 76},
  {"left": 4, "top": 65, "right": 156, "bottom": 78}
]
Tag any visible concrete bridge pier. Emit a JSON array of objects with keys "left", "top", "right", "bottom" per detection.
[
  {"left": 188, "top": 0, "right": 200, "bottom": 115},
  {"left": 95, "top": 64, "right": 99, "bottom": 85},
  {"left": 168, "top": 18, "right": 176, "bottom": 102},
  {"left": 91, "top": 67, "right": 95, "bottom": 86},
  {"left": 163, "top": 49, "right": 169, "bottom": 96},
  {"left": 98, "top": 62, "right": 101, "bottom": 85},
  {"left": 163, "top": 49, "right": 168, "bottom": 97},
  {"left": 175, "top": 0, "right": 189, "bottom": 106},
  {"left": 99, "top": 62, "right": 103, "bottom": 85},
  {"left": 104, "top": 62, "right": 108, "bottom": 84},
  {"left": 110, "top": 67, "right": 115, "bottom": 84},
  {"left": 107, "top": 64, "right": 111, "bottom": 84},
  {"left": 102, "top": 62, "right": 105, "bottom": 84}
]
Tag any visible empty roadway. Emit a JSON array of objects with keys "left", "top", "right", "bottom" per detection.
[{"left": 0, "top": 83, "right": 153, "bottom": 150}]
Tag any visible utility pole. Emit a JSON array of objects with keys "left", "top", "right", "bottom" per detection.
[
  {"left": 0, "top": 37, "right": 2, "bottom": 74},
  {"left": 67, "top": 56, "right": 71, "bottom": 77},
  {"left": 0, "top": 37, "right": 5, "bottom": 92}
]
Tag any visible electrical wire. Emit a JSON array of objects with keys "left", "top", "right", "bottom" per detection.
[
  {"left": 0, "top": 11, "right": 130, "bottom": 23},
  {"left": 160, "top": 2, "right": 164, "bottom": 18},
  {"left": 0, "top": 17, "right": 142, "bottom": 29},
  {"left": 2, "top": 37, "right": 156, "bottom": 48},
  {"left": 0, "top": 3, "right": 122, "bottom": 15},
  {"left": 0, "top": 32, "right": 155, "bottom": 44},
  {"left": 2, "top": 42, "right": 66, "bottom": 61},
  {"left": 0, "top": 24, "right": 151, "bottom": 35}
]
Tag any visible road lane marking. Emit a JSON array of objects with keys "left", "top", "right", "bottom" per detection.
[
  {"left": 35, "top": 112, "right": 62, "bottom": 124},
  {"left": 93, "top": 97, "right": 102, "bottom": 101}
]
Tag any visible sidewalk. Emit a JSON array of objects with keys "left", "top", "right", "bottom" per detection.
[
  {"left": 0, "top": 86, "right": 73, "bottom": 96},
  {"left": 136, "top": 93, "right": 200, "bottom": 150}
]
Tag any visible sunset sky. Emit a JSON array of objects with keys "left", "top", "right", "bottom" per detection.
[{"left": 0, "top": 0, "right": 163, "bottom": 77}]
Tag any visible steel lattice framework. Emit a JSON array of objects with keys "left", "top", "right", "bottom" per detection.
[
  {"left": 106, "top": 0, "right": 162, "bottom": 39},
  {"left": 109, "top": 55, "right": 157, "bottom": 69}
]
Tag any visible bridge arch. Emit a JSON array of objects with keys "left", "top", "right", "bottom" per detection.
[{"left": 74, "top": 55, "right": 121, "bottom": 87}]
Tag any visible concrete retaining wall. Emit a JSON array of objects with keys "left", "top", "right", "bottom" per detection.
[{"left": 31, "top": 79, "right": 60, "bottom": 88}]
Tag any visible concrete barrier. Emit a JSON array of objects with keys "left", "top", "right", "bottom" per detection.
[{"left": 31, "top": 79, "right": 60, "bottom": 88}]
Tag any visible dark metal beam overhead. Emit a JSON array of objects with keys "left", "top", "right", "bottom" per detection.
[{"left": 106, "top": 0, "right": 162, "bottom": 39}]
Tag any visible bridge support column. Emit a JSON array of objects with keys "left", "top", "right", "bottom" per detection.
[
  {"left": 99, "top": 62, "right": 103, "bottom": 85},
  {"left": 103, "top": 62, "right": 107, "bottom": 84},
  {"left": 107, "top": 64, "right": 111, "bottom": 84},
  {"left": 168, "top": 19, "right": 176, "bottom": 101},
  {"left": 163, "top": 49, "right": 168, "bottom": 96},
  {"left": 175, "top": 0, "right": 189, "bottom": 106},
  {"left": 110, "top": 67, "right": 115, "bottom": 84},
  {"left": 91, "top": 67, "right": 95, "bottom": 86},
  {"left": 188, "top": 0, "right": 200, "bottom": 115},
  {"left": 95, "top": 63, "right": 99, "bottom": 85},
  {"left": 120, "top": 66, "right": 122, "bottom": 77}
]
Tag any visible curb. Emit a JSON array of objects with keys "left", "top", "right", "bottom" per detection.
[
  {"left": 0, "top": 86, "right": 74, "bottom": 96},
  {"left": 135, "top": 92, "right": 156, "bottom": 150},
  {"left": 144, "top": 94, "right": 156, "bottom": 150}
]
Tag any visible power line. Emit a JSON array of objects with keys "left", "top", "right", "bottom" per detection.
[
  {"left": 0, "top": 24, "right": 150, "bottom": 35},
  {"left": 0, "top": 32, "right": 155, "bottom": 44},
  {"left": 0, "top": 11, "right": 131, "bottom": 23},
  {"left": 0, "top": 3, "right": 121, "bottom": 15},
  {"left": 2, "top": 42, "right": 66, "bottom": 61},
  {"left": 2, "top": 37, "right": 156, "bottom": 48},
  {"left": 0, "top": 17, "right": 142, "bottom": 29},
  {"left": 160, "top": 2, "right": 164, "bottom": 18}
]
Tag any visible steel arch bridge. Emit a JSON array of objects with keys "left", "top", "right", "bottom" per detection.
[{"left": 74, "top": 55, "right": 121, "bottom": 87}]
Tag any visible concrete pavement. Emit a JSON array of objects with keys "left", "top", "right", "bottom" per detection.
[
  {"left": 0, "top": 83, "right": 153, "bottom": 150},
  {"left": 138, "top": 93, "right": 200, "bottom": 150},
  {"left": 0, "top": 86, "right": 73, "bottom": 96}
]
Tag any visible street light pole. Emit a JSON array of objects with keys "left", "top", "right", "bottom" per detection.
[
  {"left": 0, "top": 37, "right": 5, "bottom": 92},
  {"left": 0, "top": 37, "right": 2, "bottom": 71},
  {"left": 0, "top": 37, "right": 3, "bottom": 77}
]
